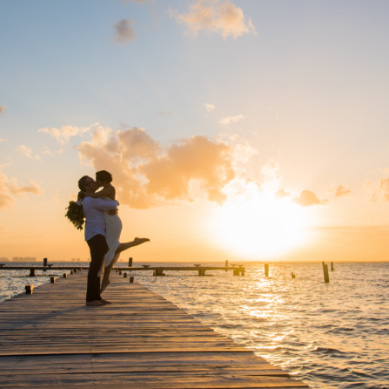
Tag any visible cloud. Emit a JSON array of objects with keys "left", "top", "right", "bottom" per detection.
[
  {"left": 38, "top": 123, "right": 96, "bottom": 145},
  {"left": 334, "top": 185, "right": 351, "bottom": 198},
  {"left": 77, "top": 127, "right": 235, "bottom": 208},
  {"left": 113, "top": 19, "right": 137, "bottom": 44},
  {"left": 0, "top": 172, "right": 14, "bottom": 208},
  {"left": 295, "top": 190, "right": 326, "bottom": 207},
  {"left": 0, "top": 170, "right": 43, "bottom": 209},
  {"left": 379, "top": 178, "right": 389, "bottom": 201},
  {"left": 0, "top": 106, "right": 6, "bottom": 115},
  {"left": 219, "top": 114, "right": 245, "bottom": 125},
  {"left": 275, "top": 188, "right": 290, "bottom": 198},
  {"left": 16, "top": 145, "right": 41, "bottom": 160},
  {"left": 367, "top": 174, "right": 389, "bottom": 202},
  {"left": 8, "top": 181, "right": 43, "bottom": 195},
  {"left": 175, "top": 0, "right": 256, "bottom": 39},
  {"left": 204, "top": 103, "right": 215, "bottom": 112}
]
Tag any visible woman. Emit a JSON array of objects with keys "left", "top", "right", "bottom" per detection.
[{"left": 82, "top": 170, "right": 149, "bottom": 292}]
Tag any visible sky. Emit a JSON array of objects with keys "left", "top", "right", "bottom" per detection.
[{"left": 1, "top": 0, "right": 389, "bottom": 263}]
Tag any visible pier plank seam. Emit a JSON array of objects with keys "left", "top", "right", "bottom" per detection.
[{"left": 0, "top": 271, "right": 309, "bottom": 388}]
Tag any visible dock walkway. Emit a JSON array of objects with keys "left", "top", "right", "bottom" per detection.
[{"left": 0, "top": 271, "right": 309, "bottom": 388}]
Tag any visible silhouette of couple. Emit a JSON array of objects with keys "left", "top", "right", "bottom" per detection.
[{"left": 78, "top": 170, "right": 149, "bottom": 306}]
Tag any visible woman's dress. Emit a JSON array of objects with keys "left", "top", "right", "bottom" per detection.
[{"left": 103, "top": 198, "right": 122, "bottom": 269}]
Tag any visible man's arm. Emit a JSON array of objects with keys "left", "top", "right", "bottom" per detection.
[{"left": 88, "top": 197, "right": 119, "bottom": 211}]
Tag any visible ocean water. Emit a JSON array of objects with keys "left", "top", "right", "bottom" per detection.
[{"left": 1, "top": 261, "right": 388, "bottom": 389}]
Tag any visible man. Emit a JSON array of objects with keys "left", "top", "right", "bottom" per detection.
[{"left": 78, "top": 175, "right": 119, "bottom": 306}]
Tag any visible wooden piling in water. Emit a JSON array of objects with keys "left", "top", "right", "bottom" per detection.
[
  {"left": 24, "top": 284, "right": 33, "bottom": 294},
  {"left": 128, "top": 257, "right": 133, "bottom": 267},
  {"left": 322, "top": 262, "right": 330, "bottom": 283},
  {"left": 264, "top": 263, "right": 269, "bottom": 277}
]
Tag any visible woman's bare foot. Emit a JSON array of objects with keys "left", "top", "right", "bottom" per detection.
[
  {"left": 115, "top": 237, "right": 150, "bottom": 255},
  {"left": 133, "top": 237, "right": 150, "bottom": 246}
]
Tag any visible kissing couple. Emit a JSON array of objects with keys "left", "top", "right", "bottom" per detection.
[{"left": 77, "top": 170, "right": 149, "bottom": 306}]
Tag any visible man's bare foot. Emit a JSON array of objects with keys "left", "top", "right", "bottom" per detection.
[
  {"left": 133, "top": 237, "right": 150, "bottom": 246},
  {"left": 101, "top": 279, "right": 110, "bottom": 293}
]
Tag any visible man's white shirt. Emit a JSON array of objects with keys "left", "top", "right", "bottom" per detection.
[{"left": 82, "top": 197, "right": 119, "bottom": 241}]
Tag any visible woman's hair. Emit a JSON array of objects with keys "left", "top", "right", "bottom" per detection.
[{"left": 96, "top": 170, "right": 112, "bottom": 184}]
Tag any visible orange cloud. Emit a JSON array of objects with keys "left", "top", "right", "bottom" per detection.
[
  {"left": 379, "top": 178, "right": 389, "bottom": 201},
  {"left": 295, "top": 190, "right": 325, "bottom": 207},
  {"left": 8, "top": 181, "right": 43, "bottom": 196},
  {"left": 113, "top": 19, "right": 137, "bottom": 43},
  {"left": 334, "top": 185, "right": 351, "bottom": 198},
  {"left": 0, "top": 170, "right": 43, "bottom": 209},
  {"left": 175, "top": 0, "right": 256, "bottom": 39},
  {"left": 39, "top": 124, "right": 95, "bottom": 145},
  {"left": 78, "top": 127, "right": 235, "bottom": 208}
]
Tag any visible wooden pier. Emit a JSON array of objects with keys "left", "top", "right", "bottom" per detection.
[
  {"left": 0, "top": 271, "right": 309, "bottom": 388},
  {"left": 0, "top": 264, "right": 245, "bottom": 277}
]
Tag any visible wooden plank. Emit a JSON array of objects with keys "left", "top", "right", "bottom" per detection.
[{"left": 0, "top": 271, "right": 309, "bottom": 388}]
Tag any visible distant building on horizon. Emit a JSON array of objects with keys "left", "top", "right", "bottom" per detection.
[{"left": 12, "top": 257, "right": 37, "bottom": 262}]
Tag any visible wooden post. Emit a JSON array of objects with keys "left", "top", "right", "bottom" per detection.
[
  {"left": 43, "top": 258, "right": 48, "bottom": 266},
  {"left": 123, "top": 272, "right": 127, "bottom": 278},
  {"left": 233, "top": 269, "right": 240, "bottom": 276},
  {"left": 198, "top": 269, "right": 205, "bottom": 276},
  {"left": 291, "top": 272, "right": 295, "bottom": 279},
  {"left": 119, "top": 270, "right": 122, "bottom": 275},
  {"left": 264, "top": 264, "right": 269, "bottom": 277},
  {"left": 129, "top": 277, "right": 134, "bottom": 283},
  {"left": 29, "top": 268, "right": 36, "bottom": 277},
  {"left": 70, "top": 269, "right": 74, "bottom": 275},
  {"left": 25, "top": 285, "right": 33, "bottom": 294},
  {"left": 63, "top": 273, "right": 67, "bottom": 278},
  {"left": 322, "top": 262, "right": 329, "bottom": 283},
  {"left": 50, "top": 276, "right": 55, "bottom": 283},
  {"left": 225, "top": 260, "right": 228, "bottom": 272},
  {"left": 154, "top": 268, "right": 165, "bottom": 276},
  {"left": 331, "top": 262, "right": 334, "bottom": 271},
  {"left": 128, "top": 257, "right": 133, "bottom": 267},
  {"left": 239, "top": 266, "right": 245, "bottom": 276}
]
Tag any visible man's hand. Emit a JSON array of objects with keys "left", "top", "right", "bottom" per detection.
[{"left": 108, "top": 209, "right": 118, "bottom": 215}]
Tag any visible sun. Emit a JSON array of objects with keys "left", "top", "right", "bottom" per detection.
[{"left": 208, "top": 188, "right": 313, "bottom": 259}]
